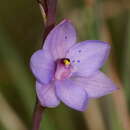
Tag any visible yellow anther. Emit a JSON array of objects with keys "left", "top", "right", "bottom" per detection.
[{"left": 63, "top": 59, "right": 70, "bottom": 65}]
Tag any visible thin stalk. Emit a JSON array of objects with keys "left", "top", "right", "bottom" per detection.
[
  {"left": 32, "top": 99, "right": 45, "bottom": 130},
  {"left": 32, "top": 0, "right": 57, "bottom": 130}
]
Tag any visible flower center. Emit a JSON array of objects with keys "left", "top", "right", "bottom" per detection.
[
  {"left": 54, "top": 58, "right": 72, "bottom": 80},
  {"left": 61, "top": 58, "right": 71, "bottom": 66}
]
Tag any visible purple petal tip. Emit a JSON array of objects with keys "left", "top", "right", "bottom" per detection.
[{"left": 60, "top": 19, "right": 72, "bottom": 25}]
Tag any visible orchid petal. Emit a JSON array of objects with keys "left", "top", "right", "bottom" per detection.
[
  {"left": 66, "top": 40, "right": 110, "bottom": 77},
  {"left": 43, "top": 20, "right": 76, "bottom": 60},
  {"left": 30, "top": 50, "right": 55, "bottom": 84},
  {"left": 55, "top": 79, "right": 88, "bottom": 111},
  {"left": 36, "top": 81, "right": 60, "bottom": 107},
  {"left": 72, "top": 71, "right": 117, "bottom": 98}
]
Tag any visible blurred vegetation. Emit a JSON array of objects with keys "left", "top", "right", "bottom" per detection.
[{"left": 0, "top": 0, "right": 130, "bottom": 130}]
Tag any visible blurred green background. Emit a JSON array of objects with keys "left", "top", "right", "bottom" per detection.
[{"left": 0, "top": 0, "right": 130, "bottom": 130}]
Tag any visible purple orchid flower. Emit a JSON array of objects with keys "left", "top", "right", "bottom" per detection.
[{"left": 30, "top": 19, "right": 117, "bottom": 111}]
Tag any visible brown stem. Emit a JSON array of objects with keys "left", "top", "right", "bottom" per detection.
[
  {"left": 32, "top": 98, "right": 45, "bottom": 130},
  {"left": 32, "top": 0, "right": 57, "bottom": 130}
]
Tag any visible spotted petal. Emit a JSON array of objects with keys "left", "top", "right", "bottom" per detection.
[
  {"left": 36, "top": 81, "right": 60, "bottom": 107},
  {"left": 66, "top": 40, "right": 110, "bottom": 77},
  {"left": 55, "top": 79, "right": 88, "bottom": 111},
  {"left": 72, "top": 71, "right": 117, "bottom": 98},
  {"left": 30, "top": 50, "right": 55, "bottom": 84},
  {"left": 43, "top": 20, "right": 76, "bottom": 60}
]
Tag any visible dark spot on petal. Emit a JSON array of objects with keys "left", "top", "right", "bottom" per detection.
[
  {"left": 77, "top": 60, "right": 80, "bottom": 63},
  {"left": 65, "top": 36, "right": 67, "bottom": 39},
  {"left": 72, "top": 60, "right": 75, "bottom": 63},
  {"left": 78, "top": 50, "right": 82, "bottom": 53}
]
